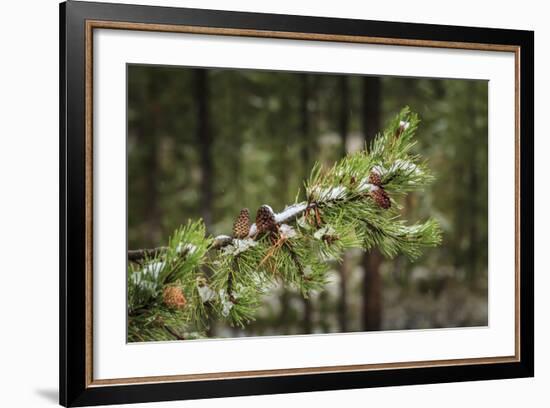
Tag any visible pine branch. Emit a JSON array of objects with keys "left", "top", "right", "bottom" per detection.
[
  {"left": 127, "top": 107, "right": 443, "bottom": 342},
  {"left": 128, "top": 203, "right": 314, "bottom": 262}
]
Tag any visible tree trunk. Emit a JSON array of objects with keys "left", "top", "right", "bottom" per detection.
[
  {"left": 300, "top": 73, "right": 313, "bottom": 334},
  {"left": 142, "top": 74, "right": 162, "bottom": 247},
  {"left": 338, "top": 76, "right": 350, "bottom": 332},
  {"left": 194, "top": 69, "right": 215, "bottom": 336},
  {"left": 361, "top": 76, "right": 383, "bottom": 331},
  {"left": 194, "top": 69, "right": 213, "bottom": 229}
]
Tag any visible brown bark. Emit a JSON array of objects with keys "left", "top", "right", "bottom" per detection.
[
  {"left": 361, "top": 76, "right": 383, "bottom": 331},
  {"left": 362, "top": 250, "right": 383, "bottom": 330},
  {"left": 339, "top": 253, "right": 350, "bottom": 332}
]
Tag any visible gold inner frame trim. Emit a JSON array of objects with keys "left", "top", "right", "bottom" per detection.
[{"left": 84, "top": 19, "right": 521, "bottom": 388}]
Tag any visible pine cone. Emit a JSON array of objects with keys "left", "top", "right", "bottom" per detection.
[
  {"left": 368, "top": 171, "right": 382, "bottom": 186},
  {"left": 162, "top": 286, "right": 187, "bottom": 310},
  {"left": 255, "top": 205, "right": 276, "bottom": 234},
  {"left": 371, "top": 188, "right": 391, "bottom": 209},
  {"left": 232, "top": 208, "right": 250, "bottom": 239}
]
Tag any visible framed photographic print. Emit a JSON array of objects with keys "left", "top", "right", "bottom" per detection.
[{"left": 59, "top": 1, "right": 534, "bottom": 406}]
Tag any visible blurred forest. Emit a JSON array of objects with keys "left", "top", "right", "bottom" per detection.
[{"left": 127, "top": 64, "right": 488, "bottom": 337}]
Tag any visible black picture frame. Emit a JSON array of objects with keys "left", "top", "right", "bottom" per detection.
[{"left": 60, "top": 1, "right": 534, "bottom": 406}]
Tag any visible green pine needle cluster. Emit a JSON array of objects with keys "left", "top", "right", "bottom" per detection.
[{"left": 127, "top": 107, "right": 442, "bottom": 342}]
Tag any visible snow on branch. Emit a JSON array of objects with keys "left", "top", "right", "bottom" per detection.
[{"left": 128, "top": 202, "right": 314, "bottom": 262}]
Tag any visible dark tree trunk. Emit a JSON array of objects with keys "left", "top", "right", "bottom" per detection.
[
  {"left": 300, "top": 74, "right": 311, "bottom": 166},
  {"left": 194, "top": 69, "right": 215, "bottom": 336},
  {"left": 361, "top": 76, "right": 383, "bottom": 331},
  {"left": 339, "top": 76, "right": 350, "bottom": 157},
  {"left": 142, "top": 75, "right": 162, "bottom": 247},
  {"left": 194, "top": 69, "right": 213, "bottom": 229},
  {"left": 362, "top": 77, "right": 381, "bottom": 139},
  {"left": 338, "top": 76, "right": 350, "bottom": 332},
  {"left": 300, "top": 73, "right": 313, "bottom": 334},
  {"left": 362, "top": 250, "right": 383, "bottom": 330}
]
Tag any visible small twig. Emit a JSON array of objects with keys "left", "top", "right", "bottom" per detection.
[
  {"left": 164, "top": 325, "right": 185, "bottom": 340},
  {"left": 284, "top": 241, "right": 305, "bottom": 277},
  {"left": 128, "top": 247, "right": 168, "bottom": 263},
  {"left": 228, "top": 256, "right": 239, "bottom": 298},
  {"left": 258, "top": 235, "right": 286, "bottom": 268}
]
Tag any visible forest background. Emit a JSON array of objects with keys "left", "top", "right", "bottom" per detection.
[{"left": 127, "top": 65, "right": 488, "bottom": 337}]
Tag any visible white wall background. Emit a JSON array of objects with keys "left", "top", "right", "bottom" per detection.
[{"left": 0, "top": 0, "right": 544, "bottom": 407}]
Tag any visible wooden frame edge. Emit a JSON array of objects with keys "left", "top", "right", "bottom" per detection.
[
  {"left": 87, "top": 19, "right": 520, "bottom": 52},
  {"left": 85, "top": 19, "right": 94, "bottom": 389},
  {"left": 89, "top": 356, "right": 519, "bottom": 387},
  {"left": 83, "top": 19, "right": 523, "bottom": 389}
]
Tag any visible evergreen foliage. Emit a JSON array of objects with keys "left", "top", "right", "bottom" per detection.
[{"left": 127, "top": 108, "right": 442, "bottom": 342}]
